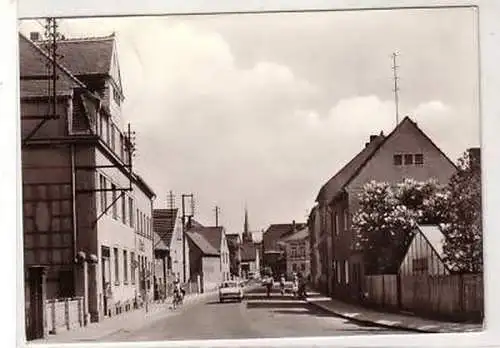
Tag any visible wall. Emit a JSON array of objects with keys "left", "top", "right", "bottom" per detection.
[
  {"left": 45, "top": 297, "right": 84, "bottom": 334},
  {"left": 363, "top": 274, "right": 483, "bottom": 322},
  {"left": 400, "top": 231, "right": 450, "bottom": 276},
  {"left": 220, "top": 232, "right": 231, "bottom": 281},
  {"left": 90, "top": 146, "right": 154, "bottom": 320},
  {"left": 202, "top": 256, "right": 223, "bottom": 292},
  {"left": 170, "top": 215, "right": 190, "bottom": 282}
]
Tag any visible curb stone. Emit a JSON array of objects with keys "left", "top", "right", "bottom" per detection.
[{"left": 306, "top": 299, "right": 460, "bottom": 334}]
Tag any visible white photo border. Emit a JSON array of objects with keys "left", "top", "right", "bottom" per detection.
[{"left": 3, "top": 0, "right": 499, "bottom": 347}]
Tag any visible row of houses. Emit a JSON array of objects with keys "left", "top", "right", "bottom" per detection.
[
  {"left": 259, "top": 115, "right": 482, "bottom": 321},
  {"left": 306, "top": 116, "right": 459, "bottom": 299},
  {"left": 20, "top": 31, "right": 232, "bottom": 340},
  {"left": 303, "top": 116, "right": 482, "bottom": 320}
]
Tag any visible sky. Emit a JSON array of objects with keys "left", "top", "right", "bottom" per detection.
[{"left": 19, "top": 8, "right": 480, "bottom": 241}]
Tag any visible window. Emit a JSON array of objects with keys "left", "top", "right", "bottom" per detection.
[
  {"left": 414, "top": 153, "right": 424, "bottom": 165},
  {"left": 136, "top": 209, "right": 139, "bottom": 232},
  {"left": 404, "top": 154, "right": 414, "bottom": 165},
  {"left": 131, "top": 252, "right": 136, "bottom": 284},
  {"left": 292, "top": 263, "right": 297, "bottom": 272},
  {"left": 114, "top": 248, "right": 119, "bottom": 285},
  {"left": 413, "top": 257, "right": 428, "bottom": 273},
  {"left": 111, "top": 184, "right": 117, "bottom": 219},
  {"left": 393, "top": 154, "right": 403, "bottom": 166},
  {"left": 120, "top": 134, "right": 124, "bottom": 160},
  {"left": 299, "top": 246, "right": 305, "bottom": 258},
  {"left": 123, "top": 250, "right": 128, "bottom": 284},
  {"left": 128, "top": 198, "right": 134, "bottom": 228},
  {"left": 99, "top": 114, "right": 105, "bottom": 137},
  {"left": 291, "top": 246, "right": 297, "bottom": 258},
  {"left": 334, "top": 213, "right": 339, "bottom": 236},
  {"left": 343, "top": 210, "right": 349, "bottom": 232},
  {"left": 121, "top": 194, "right": 127, "bottom": 225},
  {"left": 301, "top": 263, "right": 306, "bottom": 272},
  {"left": 335, "top": 261, "right": 341, "bottom": 284},
  {"left": 106, "top": 117, "right": 111, "bottom": 144},
  {"left": 344, "top": 260, "right": 349, "bottom": 284},
  {"left": 113, "top": 86, "right": 121, "bottom": 106},
  {"left": 100, "top": 175, "right": 107, "bottom": 213},
  {"left": 111, "top": 125, "right": 116, "bottom": 151}
]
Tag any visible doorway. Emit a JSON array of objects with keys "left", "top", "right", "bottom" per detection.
[{"left": 101, "top": 246, "right": 111, "bottom": 317}]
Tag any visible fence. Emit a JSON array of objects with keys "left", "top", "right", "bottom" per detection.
[
  {"left": 45, "top": 297, "right": 84, "bottom": 334},
  {"left": 363, "top": 274, "right": 483, "bottom": 322}
]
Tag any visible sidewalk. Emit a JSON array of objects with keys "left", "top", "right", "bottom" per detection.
[
  {"left": 305, "top": 292, "right": 483, "bottom": 333},
  {"left": 31, "top": 291, "right": 218, "bottom": 343}
]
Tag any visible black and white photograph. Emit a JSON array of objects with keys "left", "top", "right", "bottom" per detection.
[{"left": 15, "top": 4, "right": 486, "bottom": 345}]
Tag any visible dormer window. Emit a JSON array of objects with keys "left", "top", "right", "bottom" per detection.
[{"left": 113, "top": 87, "right": 121, "bottom": 106}]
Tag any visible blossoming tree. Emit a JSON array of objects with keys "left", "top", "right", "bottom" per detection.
[
  {"left": 352, "top": 178, "right": 449, "bottom": 274},
  {"left": 442, "top": 150, "right": 482, "bottom": 273}
]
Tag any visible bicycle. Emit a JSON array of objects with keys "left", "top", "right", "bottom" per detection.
[{"left": 172, "top": 291, "right": 183, "bottom": 309}]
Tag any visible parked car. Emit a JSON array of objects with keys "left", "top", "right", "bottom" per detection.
[{"left": 219, "top": 281, "right": 244, "bottom": 303}]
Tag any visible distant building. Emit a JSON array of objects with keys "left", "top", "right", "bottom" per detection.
[
  {"left": 279, "top": 225, "right": 310, "bottom": 277},
  {"left": 307, "top": 205, "right": 323, "bottom": 291},
  {"left": 239, "top": 208, "right": 261, "bottom": 278},
  {"left": 153, "top": 208, "right": 190, "bottom": 299},
  {"left": 186, "top": 224, "right": 231, "bottom": 291},
  {"left": 313, "top": 116, "right": 457, "bottom": 302},
  {"left": 20, "top": 31, "right": 156, "bottom": 334},
  {"left": 262, "top": 221, "right": 305, "bottom": 278}
]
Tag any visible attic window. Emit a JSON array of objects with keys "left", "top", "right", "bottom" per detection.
[
  {"left": 404, "top": 154, "right": 414, "bottom": 165},
  {"left": 414, "top": 154, "right": 424, "bottom": 165},
  {"left": 113, "top": 87, "right": 121, "bottom": 106},
  {"left": 393, "top": 154, "right": 403, "bottom": 166}
]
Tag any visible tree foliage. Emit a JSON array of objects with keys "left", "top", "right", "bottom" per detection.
[
  {"left": 352, "top": 178, "right": 448, "bottom": 274},
  {"left": 352, "top": 150, "right": 482, "bottom": 274},
  {"left": 442, "top": 150, "right": 482, "bottom": 273}
]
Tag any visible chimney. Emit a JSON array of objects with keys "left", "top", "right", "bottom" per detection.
[
  {"left": 292, "top": 220, "right": 296, "bottom": 232},
  {"left": 468, "top": 147, "right": 481, "bottom": 168},
  {"left": 369, "top": 135, "right": 377, "bottom": 142},
  {"left": 30, "top": 32, "right": 40, "bottom": 41}
]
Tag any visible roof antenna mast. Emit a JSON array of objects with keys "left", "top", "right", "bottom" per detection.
[{"left": 391, "top": 52, "right": 400, "bottom": 126}]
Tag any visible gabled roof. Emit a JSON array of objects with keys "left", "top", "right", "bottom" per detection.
[
  {"left": 316, "top": 134, "right": 385, "bottom": 203},
  {"left": 186, "top": 231, "right": 220, "bottom": 256},
  {"left": 188, "top": 226, "right": 224, "bottom": 252},
  {"left": 153, "top": 209, "right": 178, "bottom": 249},
  {"left": 316, "top": 116, "right": 457, "bottom": 204},
  {"left": 153, "top": 231, "right": 169, "bottom": 251},
  {"left": 412, "top": 224, "right": 455, "bottom": 272},
  {"left": 280, "top": 226, "right": 309, "bottom": 243},
  {"left": 263, "top": 223, "right": 306, "bottom": 251},
  {"left": 19, "top": 33, "right": 87, "bottom": 98},
  {"left": 37, "top": 35, "right": 115, "bottom": 77}
]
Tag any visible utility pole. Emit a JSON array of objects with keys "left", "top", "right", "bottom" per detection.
[
  {"left": 214, "top": 206, "right": 221, "bottom": 227},
  {"left": 181, "top": 194, "right": 194, "bottom": 283},
  {"left": 391, "top": 52, "right": 400, "bottom": 126}
]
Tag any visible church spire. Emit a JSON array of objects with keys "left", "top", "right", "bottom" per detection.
[
  {"left": 243, "top": 204, "right": 252, "bottom": 243},
  {"left": 244, "top": 205, "right": 249, "bottom": 234}
]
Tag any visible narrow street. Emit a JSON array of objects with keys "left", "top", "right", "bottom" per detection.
[{"left": 100, "top": 285, "right": 412, "bottom": 341}]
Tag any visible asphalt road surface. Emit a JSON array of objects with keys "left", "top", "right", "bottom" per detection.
[{"left": 101, "top": 286, "right": 412, "bottom": 341}]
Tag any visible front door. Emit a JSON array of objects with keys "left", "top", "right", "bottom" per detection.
[{"left": 101, "top": 246, "right": 111, "bottom": 317}]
